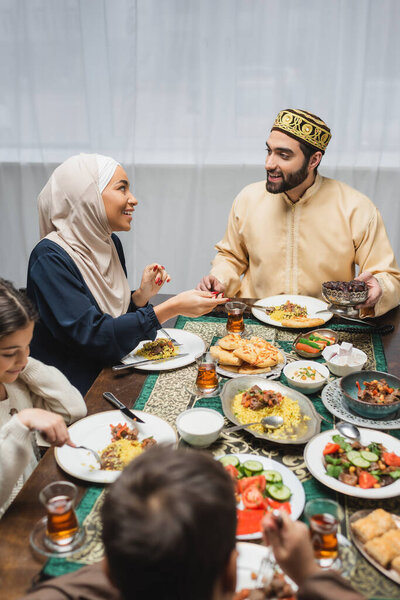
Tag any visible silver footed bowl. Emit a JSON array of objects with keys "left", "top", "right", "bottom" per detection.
[{"left": 321, "top": 283, "right": 368, "bottom": 307}]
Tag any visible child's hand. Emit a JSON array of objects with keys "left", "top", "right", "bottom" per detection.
[
  {"left": 17, "top": 408, "right": 74, "bottom": 447},
  {"left": 262, "top": 511, "right": 320, "bottom": 586}
]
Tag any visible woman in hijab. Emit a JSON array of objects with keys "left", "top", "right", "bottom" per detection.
[{"left": 27, "top": 154, "right": 228, "bottom": 395}]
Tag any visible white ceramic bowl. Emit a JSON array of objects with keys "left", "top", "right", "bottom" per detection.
[
  {"left": 324, "top": 348, "right": 367, "bottom": 377},
  {"left": 283, "top": 360, "right": 329, "bottom": 394},
  {"left": 176, "top": 408, "right": 224, "bottom": 448}
]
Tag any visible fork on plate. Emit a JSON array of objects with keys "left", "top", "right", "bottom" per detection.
[{"left": 159, "top": 328, "right": 182, "bottom": 346}]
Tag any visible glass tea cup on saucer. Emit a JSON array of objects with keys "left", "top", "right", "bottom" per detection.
[
  {"left": 225, "top": 301, "right": 246, "bottom": 335},
  {"left": 195, "top": 352, "right": 219, "bottom": 395},
  {"left": 304, "top": 498, "right": 344, "bottom": 568},
  {"left": 36, "top": 481, "right": 83, "bottom": 552}
]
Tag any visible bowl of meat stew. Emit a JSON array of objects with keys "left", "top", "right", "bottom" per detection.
[{"left": 340, "top": 371, "right": 400, "bottom": 419}]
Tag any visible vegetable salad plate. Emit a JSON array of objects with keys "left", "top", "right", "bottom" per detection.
[
  {"left": 217, "top": 453, "right": 305, "bottom": 540},
  {"left": 321, "top": 380, "right": 400, "bottom": 430},
  {"left": 304, "top": 428, "right": 400, "bottom": 499},
  {"left": 55, "top": 410, "right": 177, "bottom": 484},
  {"left": 251, "top": 294, "right": 332, "bottom": 328},
  {"left": 122, "top": 328, "right": 205, "bottom": 371}
]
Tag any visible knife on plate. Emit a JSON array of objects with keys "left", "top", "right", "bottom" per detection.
[
  {"left": 102, "top": 391, "right": 145, "bottom": 423},
  {"left": 112, "top": 353, "right": 190, "bottom": 371}
]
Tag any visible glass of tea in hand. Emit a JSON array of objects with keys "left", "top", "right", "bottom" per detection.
[
  {"left": 305, "top": 498, "right": 344, "bottom": 568},
  {"left": 225, "top": 301, "right": 246, "bottom": 334},
  {"left": 39, "top": 481, "right": 79, "bottom": 549},
  {"left": 195, "top": 352, "right": 219, "bottom": 394}
]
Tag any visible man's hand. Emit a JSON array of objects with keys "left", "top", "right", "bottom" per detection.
[
  {"left": 355, "top": 271, "right": 382, "bottom": 308},
  {"left": 262, "top": 511, "right": 320, "bottom": 586},
  {"left": 196, "top": 274, "right": 225, "bottom": 294}
]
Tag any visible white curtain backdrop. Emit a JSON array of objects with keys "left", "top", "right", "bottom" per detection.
[{"left": 0, "top": 0, "right": 399, "bottom": 293}]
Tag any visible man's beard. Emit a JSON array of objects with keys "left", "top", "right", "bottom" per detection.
[{"left": 266, "top": 158, "right": 309, "bottom": 194}]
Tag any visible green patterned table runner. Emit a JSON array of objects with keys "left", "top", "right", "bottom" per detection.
[{"left": 44, "top": 316, "right": 399, "bottom": 599}]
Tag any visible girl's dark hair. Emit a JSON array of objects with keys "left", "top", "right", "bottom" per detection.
[{"left": 0, "top": 279, "right": 38, "bottom": 340}]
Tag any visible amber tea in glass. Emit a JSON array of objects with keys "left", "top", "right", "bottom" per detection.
[
  {"left": 305, "top": 498, "right": 343, "bottom": 567},
  {"left": 195, "top": 352, "right": 219, "bottom": 394},
  {"left": 39, "top": 481, "right": 79, "bottom": 546},
  {"left": 225, "top": 301, "right": 246, "bottom": 334}
]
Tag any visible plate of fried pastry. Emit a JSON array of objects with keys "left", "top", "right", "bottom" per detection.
[
  {"left": 350, "top": 508, "right": 400, "bottom": 585},
  {"left": 210, "top": 334, "right": 286, "bottom": 379}
]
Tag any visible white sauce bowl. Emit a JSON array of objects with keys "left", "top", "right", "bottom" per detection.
[
  {"left": 176, "top": 408, "right": 224, "bottom": 448},
  {"left": 283, "top": 360, "right": 329, "bottom": 394}
]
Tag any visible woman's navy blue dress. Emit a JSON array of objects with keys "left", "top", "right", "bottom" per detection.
[{"left": 27, "top": 235, "right": 160, "bottom": 395}]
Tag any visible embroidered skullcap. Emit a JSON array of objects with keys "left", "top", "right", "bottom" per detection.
[
  {"left": 96, "top": 154, "right": 120, "bottom": 193},
  {"left": 271, "top": 109, "right": 331, "bottom": 153}
]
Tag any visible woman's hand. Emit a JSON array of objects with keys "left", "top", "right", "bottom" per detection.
[
  {"left": 132, "top": 263, "right": 171, "bottom": 307},
  {"left": 17, "top": 408, "right": 75, "bottom": 447},
  {"left": 154, "top": 289, "right": 229, "bottom": 323}
]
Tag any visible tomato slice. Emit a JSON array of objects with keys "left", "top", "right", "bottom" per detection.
[
  {"left": 236, "top": 509, "right": 265, "bottom": 535},
  {"left": 264, "top": 497, "right": 292, "bottom": 514},
  {"left": 224, "top": 464, "right": 240, "bottom": 479},
  {"left": 358, "top": 471, "right": 378, "bottom": 489},
  {"left": 382, "top": 452, "right": 400, "bottom": 467},
  {"left": 323, "top": 443, "right": 341, "bottom": 455},
  {"left": 242, "top": 485, "right": 265, "bottom": 510},
  {"left": 237, "top": 475, "right": 266, "bottom": 494}
]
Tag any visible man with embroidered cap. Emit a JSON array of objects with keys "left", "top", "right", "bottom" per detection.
[{"left": 197, "top": 109, "right": 400, "bottom": 317}]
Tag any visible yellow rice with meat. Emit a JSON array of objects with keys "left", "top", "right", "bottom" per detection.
[
  {"left": 100, "top": 439, "right": 144, "bottom": 471},
  {"left": 232, "top": 392, "right": 309, "bottom": 440}
]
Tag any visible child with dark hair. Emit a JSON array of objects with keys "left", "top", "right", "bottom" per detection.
[{"left": 0, "top": 279, "right": 86, "bottom": 517}]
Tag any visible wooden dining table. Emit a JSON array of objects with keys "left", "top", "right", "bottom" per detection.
[{"left": 0, "top": 296, "right": 399, "bottom": 599}]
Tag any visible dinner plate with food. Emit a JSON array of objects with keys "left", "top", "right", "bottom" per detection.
[
  {"left": 122, "top": 328, "right": 205, "bottom": 371},
  {"left": 235, "top": 542, "right": 297, "bottom": 599},
  {"left": 210, "top": 334, "right": 286, "bottom": 379},
  {"left": 218, "top": 453, "right": 305, "bottom": 540},
  {"left": 55, "top": 410, "right": 177, "bottom": 483},
  {"left": 251, "top": 294, "right": 332, "bottom": 328},
  {"left": 349, "top": 509, "right": 400, "bottom": 585},
  {"left": 304, "top": 428, "right": 400, "bottom": 499},
  {"left": 220, "top": 376, "right": 321, "bottom": 444}
]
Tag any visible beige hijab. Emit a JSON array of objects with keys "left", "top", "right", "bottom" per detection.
[{"left": 38, "top": 153, "right": 132, "bottom": 317}]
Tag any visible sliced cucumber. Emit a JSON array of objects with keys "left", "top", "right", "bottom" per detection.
[
  {"left": 242, "top": 459, "right": 263, "bottom": 475},
  {"left": 262, "top": 470, "right": 282, "bottom": 483},
  {"left": 346, "top": 450, "right": 361, "bottom": 462},
  {"left": 360, "top": 450, "right": 379, "bottom": 462},
  {"left": 351, "top": 456, "right": 371, "bottom": 469},
  {"left": 267, "top": 483, "right": 291, "bottom": 502},
  {"left": 219, "top": 455, "right": 240, "bottom": 468}
]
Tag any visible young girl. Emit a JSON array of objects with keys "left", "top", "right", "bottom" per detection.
[{"left": 0, "top": 279, "right": 87, "bottom": 518}]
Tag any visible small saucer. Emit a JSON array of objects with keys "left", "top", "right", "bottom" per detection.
[
  {"left": 225, "top": 326, "right": 252, "bottom": 338},
  {"left": 187, "top": 382, "right": 223, "bottom": 399},
  {"left": 30, "top": 516, "right": 88, "bottom": 557}
]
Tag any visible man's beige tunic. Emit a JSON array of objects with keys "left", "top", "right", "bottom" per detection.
[{"left": 210, "top": 174, "right": 400, "bottom": 317}]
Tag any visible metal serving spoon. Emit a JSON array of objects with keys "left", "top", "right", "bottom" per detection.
[
  {"left": 336, "top": 421, "right": 361, "bottom": 441},
  {"left": 223, "top": 415, "right": 284, "bottom": 434}
]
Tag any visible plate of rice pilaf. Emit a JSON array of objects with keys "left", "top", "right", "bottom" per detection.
[
  {"left": 251, "top": 294, "right": 332, "bottom": 328},
  {"left": 220, "top": 376, "right": 321, "bottom": 444},
  {"left": 55, "top": 410, "right": 177, "bottom": 484}
]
